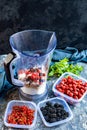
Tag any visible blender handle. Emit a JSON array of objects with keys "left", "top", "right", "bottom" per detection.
[{"left": 4, "top": 52, "right": 24, "bottom": 87}]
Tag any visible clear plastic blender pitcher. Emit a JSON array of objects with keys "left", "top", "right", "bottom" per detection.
[{"left": 4, "top": 30, "right": 57, "bottom": 102}]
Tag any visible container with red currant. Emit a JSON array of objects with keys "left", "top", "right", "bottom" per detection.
[
  {"left": 4, "top": 100, "right": 37, "bottom": 129},
  {"left": 52, "top": 72, "right": 87, "bottom": 105}
]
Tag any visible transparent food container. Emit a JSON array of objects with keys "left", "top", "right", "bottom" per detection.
[
  {"left": 52, "top": 72, "right": 87, "bottom": 105},
  {"left": 37, "top": 97, "right": 73, "bottom": 127},
  {"left": 4, "top": 100, "right": 37, "bottom": 129}
]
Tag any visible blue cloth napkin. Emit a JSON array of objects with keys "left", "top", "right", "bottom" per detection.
[
  {"left": 0, "top": 70, "right": 13, "bottom": 97},
  {"left": 52, "top": 47, "right": 87, "bottom": 63},
  {"left": 0, "top": 47, "right": 87, "bottom": 95},
  {"left": 0, "top": 60, "right": 13, "bottom": 97}
]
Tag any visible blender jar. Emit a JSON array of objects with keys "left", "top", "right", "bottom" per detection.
[{"left": 4, "top": 30, "right": 57, "bottom": 102}]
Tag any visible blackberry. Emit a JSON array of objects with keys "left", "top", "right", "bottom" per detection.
[
  {"left": 40, "top": 107, "right": 45, "bottom": 111},
  {"left": 56, "top": 117, "right": 61, "bottom": 121},
  {"left": 48, "top": 107, "right": 56, "bottom": 113},
  {"left": 44, "top": 115, "right": 49, "bottom": 122},
  {"left": 58, "top": 104, "right": 64, "bottom": 109},
  {"left": 64, "top": 111, "right": 69, "bottom": 117},
  {"left": 50, "top": 113, "right": 57, "bottom": 118},
  {"left": 57, "top": 112, "right": 62, "bottom": 117},
  {"left": 49, "top": 118, "right": 57, "bottom": 123},
  {"left": 46, "top": 101, "right": 53, "bottom": 107},
  {"left": 61, "top": 115, "right": 66, "bottom": 120},
  {"left": 56, "top": 108, "right": 61, "bottom": 113},
  {"left": 42, "top": 109, "right": 48, "bottom": 116},
  {"left": 44, "top": 106, "right": 49, "bottom": 111},
  {"left": 52, "top": 108, "right": 57, "bottom": 113},
  {"left": 54, "top": 103, "right": 60, "bottom": 108},
  {"left": 60, "top": 109, "right": 65, "bottom": 114},
  {"left": 41, "top": 101, "right": 69, "bottom": 123}
]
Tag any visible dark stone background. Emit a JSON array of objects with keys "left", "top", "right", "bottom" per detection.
[{"left": 0, "top": 0, "right": 87, "bottom": 54}]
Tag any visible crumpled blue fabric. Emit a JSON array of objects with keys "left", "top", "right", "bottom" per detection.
[
  {"left": 0, "top": 69, "right": 13, "bottom": 97},
  {"left": 0, "top": 59, "right": 13, "bottom": 97},
  {"left": 52, "top": 47, "right": 87, "bottom": 63},
  {"left": 0, "top": 47, "right": 87, "bottom": 95}
]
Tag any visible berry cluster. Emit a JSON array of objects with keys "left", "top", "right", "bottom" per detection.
[
  {"left": 56, "top": 76, "right": 87, "bottom": 99},
  {"left": 18, "top": 67, "right": 46, "bottom": 87},
  {"left": 7, "top": 105, "right": 35, "bottom": 125},
  {"left": 41, "top": 101, "right": 69, "bottom": 123}
]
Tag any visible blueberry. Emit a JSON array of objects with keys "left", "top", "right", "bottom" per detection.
[
  {"left": 39, "top": 73, "right": 43, "bottom": 76},
  {"left": 39, "top": 79, "right": 44, "bottom": 82},
  {"left": 12, "top": 65, "right": 15, "bottom": 69}
]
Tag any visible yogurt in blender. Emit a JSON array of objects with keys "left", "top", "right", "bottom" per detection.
[{"left": 18, "top": 66, "right": 47, "bottom": 95}]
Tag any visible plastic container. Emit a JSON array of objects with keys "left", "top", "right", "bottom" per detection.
[
  {"left": 52, "top": 72, "right": 87, "bottom": 105},
  {"left": 37, "top": 97, "right": 73, "bottom": 127},
  {"left": 4, "top": 100, "right": 37, "bottom": 129}
]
